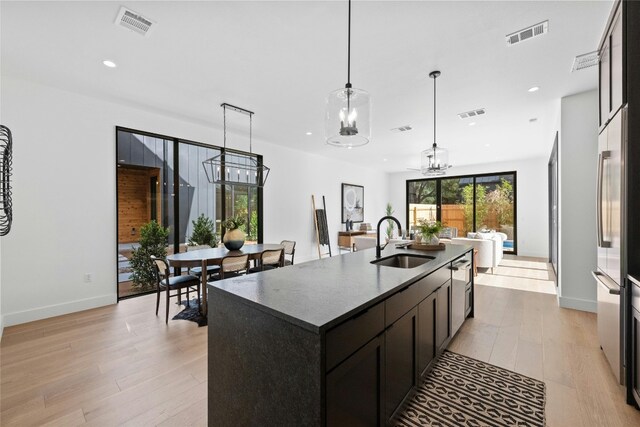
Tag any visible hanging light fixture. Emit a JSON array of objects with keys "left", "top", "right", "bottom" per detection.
[
  {"left": 421, "top": 70, "right": 452, "bottom": 176},
  {"left": 325, "top": 0, "right": 371, "bottom": 148},
  {"left": 202, "top": 103, "right": 270, "bottom": 187}
]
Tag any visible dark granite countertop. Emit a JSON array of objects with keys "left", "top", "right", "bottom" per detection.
[{"left": 208, "top": 243, "right": 472, "bottom": 334}]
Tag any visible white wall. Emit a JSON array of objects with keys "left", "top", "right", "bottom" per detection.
[
  {"left": 557, "top": 90, "right": 598, "bottom": 312},
  {"left": 388, "top": 157, "right": 549, "bottom": 258},
  {"left": 0, "top": 77, "right": 389, "bottom": 326}
]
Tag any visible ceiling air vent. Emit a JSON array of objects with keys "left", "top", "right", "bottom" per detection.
[
  {"left": 572, "top": 51, "right": 599, "bottom": 72},
  {"left": 390, "top": 125, "right": 413, "bottom": 133},
  {"left": 458, "top": 109, "right": 486, "bottom": 119},
  {"left": 115, "top": 7, "right": 156, "bottom": 37},
  {"left": 506, "top": 20, "right": 548, "bottom": 46}
]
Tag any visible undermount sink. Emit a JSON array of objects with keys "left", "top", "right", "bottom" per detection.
[{"left": 371, "top": 254, "right": 435, "bottom": 269}]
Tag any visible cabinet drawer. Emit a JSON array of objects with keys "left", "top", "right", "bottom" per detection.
[
  {"left": 326, "top": 302, "right": 385, "bottom": 370},
  {"left": 386, "top": 265, "right": 451, "bottom": 326},
  {"left": 465, "top": 285, "right": 472, "bottom": 315},
  {"left": 631, "top": 276, "right": 640, "bottom": 311}
]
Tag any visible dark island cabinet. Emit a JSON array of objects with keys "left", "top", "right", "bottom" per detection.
[
  {"left": 326, "top": 260, "right": 467, "bottom": 426},
  {"left": 209, "top": 243, "right": 474, "bottom": 426},
  {"left": 326, "top": 334, "right": 385, "bottom": 427},
  {"left": 436, "top": 280, "right": 452, "bottom": 350},
  {"left": 385, "top": 307, "right": 418, "bottom": 422},
  {"left": 418, "top": 292, "right": 437, "bottom": 376}
]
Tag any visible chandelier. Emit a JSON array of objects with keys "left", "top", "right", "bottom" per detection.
[
  {"left": 325, "top": 0, "right": 371, "bottom": 148},
  {"left": 421, "top": 71, "right": 452, "bottom": 176},
  {"left": 202, "top": 103, "right": 270, "bottom": 187}
]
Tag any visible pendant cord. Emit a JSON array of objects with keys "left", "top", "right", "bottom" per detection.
[
  {"left": 433, "top": 74, "right": 437, "bottom": 147},
  {"left": 223, "top": 104, "right": 227, "bottom": 150},
  {"left": 249, "top": 113, "right": 252, "bottom": 154},
  {"left": 347, "top": 0, "right": 351, "bottom": 86}
]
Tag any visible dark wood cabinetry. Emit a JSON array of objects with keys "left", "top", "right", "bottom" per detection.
[
  {"left": 418, "top": 292, "right": 437, "bottom": 376},
  {"left": 436, "top": 281, "right": 451, "bottom": 350},
  {"left": 385, "top": 307, "right": 418, "bottom": 422},
  {"left": 599, "top": 4, "right": 623, "bottom": 129},
  {"left": 327, "top": 335, "right": 385, "bottom": 426},
  {"left": 632, "top": 306, "right": 640, "bottom": 405},
  {"left": 326, "top": 258, "right": 468, "bottom": 425}
]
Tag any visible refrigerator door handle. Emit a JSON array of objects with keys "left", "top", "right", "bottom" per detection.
[
  {"left": 597, "top": 150, "right": 612, "bottom": 248},
  {"left": 592, "top": 270, "right": 621, "bottom": 295}
]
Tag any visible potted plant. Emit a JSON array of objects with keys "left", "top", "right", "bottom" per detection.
[
  {"left": 188, "top": 214, "right": 219, "bottom": 248},
  {"left": 385, "top": 202, "right": 395, "bottom": 241},
  {"left": 130, "top": 220, "right": 170, "bottom": 291},
  {"left": 222, "top": 214, "right": 247, "bottom": 250},
  {"left": 417, "top": 219, "right": 443, "bottom": 245}
]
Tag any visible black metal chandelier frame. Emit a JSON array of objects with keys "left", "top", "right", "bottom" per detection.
[{"left": 202, "top": 103, "right": 270, "bottom": 188}]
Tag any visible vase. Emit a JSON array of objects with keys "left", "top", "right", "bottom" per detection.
[
  {"left": 429, "top": 235, "right": 440, "bottom": 245},
  {"left": 415, "top": 233, "right": 423, "bottom": 244},
  {"left": 223, "top": 228, "right": 246, "bottom": 250}
]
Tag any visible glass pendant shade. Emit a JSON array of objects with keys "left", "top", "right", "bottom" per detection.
[
  {"left": 421, "top": 143, "right": 450, "bottom": 176},
  {"left": 325, "top": 87, "right": 371, "bottom": 147}
]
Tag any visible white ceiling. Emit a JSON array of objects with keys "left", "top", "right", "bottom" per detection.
[{"left": 1, "top": 0, "right": 612, "bottom": 172}]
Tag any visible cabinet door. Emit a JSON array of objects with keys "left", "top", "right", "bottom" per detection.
[
  {"left": 418, "top": 292, "right": 436, "bottom": 376},
  {"left": 436, "top": 281, "right": 451, "bottom": 350},
  {"left": 600, "top": 39, "right": 610, "bottom": 127},
  {"left": 632, "top": 307, "right": 640, "bottom": 407},
  {"left": 385, "top": 307, "right": 418, "bottom": 422},
  {"left": 610, "top": 9, "right": 623, "bottom": 115},
  {"left": 327, "top": 335, "right": 385, "bottom": 427}
]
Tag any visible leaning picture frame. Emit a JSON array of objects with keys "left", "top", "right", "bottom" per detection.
[{"left": 341, "top": 183, "right": 364, "bottom": 223}]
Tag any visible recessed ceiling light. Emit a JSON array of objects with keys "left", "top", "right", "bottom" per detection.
[
  {"left": 103, "top": 60, "right": 117, "bottom": 68},
  {"left": 469, "top": 122, "right": 476, "bottom": 126},
  {"left": 528, "top": 86, "right": 539, "bottom": 93},
  {"left": 484, "top": 144, "right": 490, "bottom": 147},
  {"left": 383, "top": 158, "right": 388, "bottom": 162},
  {"left": 306, "top": 132, "right": 312, "bottom": 136},
  {"left": 347, "top": 146, "right": 353, "bottom": 150}
]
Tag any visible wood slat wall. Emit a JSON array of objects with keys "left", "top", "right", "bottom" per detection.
[{"left": 117, "top": 167, "right": 161, "bottom": 243}]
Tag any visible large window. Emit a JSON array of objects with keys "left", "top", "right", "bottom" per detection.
[
  {"left": 116, "top": 128, "right": 263, "bottom": 300},
  {"left": 407, "top": 172, "right": 516, "bottom": 253}
]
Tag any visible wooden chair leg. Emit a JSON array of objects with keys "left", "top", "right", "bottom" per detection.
[
  {"left": 165, "top": 289, "right": 170, "bottom": 324},
  {"left": 177, "top": 289, "right": 181, "bottom": 305},
  {"left": 197, "top": 283, "right": 201, "bottom": 311},
  {"left": 155, "top": 289, "right": 160, "bottom": 316},
  {"left": 186, "top": 288, "right": 190, "bottom": 305}
]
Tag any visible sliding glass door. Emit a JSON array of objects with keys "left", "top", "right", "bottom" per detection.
[
  {"left": 407, "top": 171, "right": 517, "bottom": 253},
  {"left": 116, "top": 128, "right": 263, "bottom": 300}
]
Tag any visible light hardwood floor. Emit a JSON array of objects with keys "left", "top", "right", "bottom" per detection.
[{"left": 1, "top": 257, "right": 639, "bottom": 426}]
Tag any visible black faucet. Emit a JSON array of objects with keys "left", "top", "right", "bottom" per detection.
[{"left": 376, "top": 216, "right": 402, "bottom": 259}]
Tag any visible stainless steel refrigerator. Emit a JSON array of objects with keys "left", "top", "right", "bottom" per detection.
[{"left": 594, "top": 105, "right": 627, "bottom": 384}]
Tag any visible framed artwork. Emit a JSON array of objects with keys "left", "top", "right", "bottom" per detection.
[{"left": 342, "top": 183, "right": 364, "bottom": 223}]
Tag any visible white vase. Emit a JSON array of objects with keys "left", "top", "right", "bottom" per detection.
[{"left": 429, "top": 235, "right": 440, "bottom": 245}]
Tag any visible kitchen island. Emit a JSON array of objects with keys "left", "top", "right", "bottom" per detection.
[{"left": 208, "top": 243, "right": 474, "bottom": 426}]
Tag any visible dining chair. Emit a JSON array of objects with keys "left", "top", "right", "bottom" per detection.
[
  {"left": 280, "top": 240, "right": 296, "bottom": 266},
  {"left": 186, "top": 244, "right": 220, "bottom": 279},
  {"left": 248, "top": 248, "right": 284, "bottom": 273},
  {"left": 151, "top": 256, "right": 201, "bottom": 324},
  {"left": 218, "top": 253, "right": 250, "bottom": 279}
]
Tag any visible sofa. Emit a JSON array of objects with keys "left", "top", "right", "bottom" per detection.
[{"left": 450, "top": 232, "right": 506, "bottom": 273}]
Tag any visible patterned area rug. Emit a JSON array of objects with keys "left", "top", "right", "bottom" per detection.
[
  {"left": 396, "top": 351, "right": 546, "bottom": 427},
  {"left": 172, "top": 299, "right": 207, "bottom": 327}
]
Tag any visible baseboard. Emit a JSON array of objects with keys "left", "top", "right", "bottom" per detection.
[
  {"left": 558, "top": 295, "right": 597, "bottom": 313},
  {"left": 2, "top": 294, "right": 116, "bottom": 327},
  {"left": 0, "top": 314, "right": 4, "bottom": 340}
]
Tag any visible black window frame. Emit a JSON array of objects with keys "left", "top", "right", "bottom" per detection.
[
  {"left": 406, "top": 170, "right": 517, "bottom": 255},
  {"left": 115, "top": 126, "right": 264, "bottom": 301}
]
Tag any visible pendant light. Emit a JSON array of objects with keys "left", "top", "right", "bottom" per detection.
[
  {"left": 325, "top": 0, "right": 371, "bottom": 148},
  {"left": 421, "top": 71, "right": 451, "bottom": 175},
  {"left": 202, "top": 103, "right": 270, "bottom": 187}
]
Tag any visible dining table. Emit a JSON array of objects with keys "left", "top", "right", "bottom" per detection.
[{"left": 166, "top": 243, "right": 284, "bottom": 316}]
